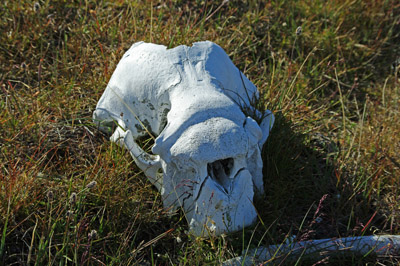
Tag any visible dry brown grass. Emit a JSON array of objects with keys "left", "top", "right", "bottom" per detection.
[{"left": 1, "top": 0, "right": 399, "bottom": 264}]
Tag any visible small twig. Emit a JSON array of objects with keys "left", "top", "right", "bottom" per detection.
[
  {"left": 323, "top": 74, "right": 353, "bottom": 88},
  {"left": 335, "top": 68, "right": 346, "bottom": 137},
  {"left": 38, "top": 58, "right": 43, "bottom": 90},
  {"left": 131, "top": 228, "right": 173, "bottom": 257},
  {"left": 204, "top": 0, "right": 229, "bottom": 22}
]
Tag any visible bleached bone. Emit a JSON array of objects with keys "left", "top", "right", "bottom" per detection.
[
  {"left": 223, "top": 235, "right": 400, "bottom": 265},
  {"left": 94, "top": 41, "right": 274, "bottom": 237}
]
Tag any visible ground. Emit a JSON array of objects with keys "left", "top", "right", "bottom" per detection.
[{"left": 0, "top": 0, "right": 399, "bottom": 265}]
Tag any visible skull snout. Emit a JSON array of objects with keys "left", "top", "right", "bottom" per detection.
[{"left": 189, "top": 167, "right": 257, "bottom": 236}]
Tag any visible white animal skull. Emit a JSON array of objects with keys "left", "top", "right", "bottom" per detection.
[{"left": 93, "top": 41, "right": 274, "bottom": 237}]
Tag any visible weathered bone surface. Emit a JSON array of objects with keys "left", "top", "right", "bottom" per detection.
[
  {"left": 223, "top": 235, "right": 400, "bottom": 265},
  {"left": 93, "top": 41, "right": 274, "bottom": 237}
]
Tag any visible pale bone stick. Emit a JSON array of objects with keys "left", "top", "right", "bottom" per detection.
[{"left": 223, "top": 235, "right": 400, "bottom": 265}]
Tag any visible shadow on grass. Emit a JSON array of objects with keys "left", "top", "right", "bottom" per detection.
[
  {"left": 260, "top": 112, "right": 339, "bottom": 239},
  {"left": 225, "top": 112, "right": 392, "bottom": 264}
]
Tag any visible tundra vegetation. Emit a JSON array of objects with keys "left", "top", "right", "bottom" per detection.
[{"left": 0, "top": 0, "right": 399, "bottom": 265}]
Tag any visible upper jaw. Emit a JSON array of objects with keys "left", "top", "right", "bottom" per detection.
[{"left": 187, "top": 168, "right": 257, "bottom": 237}]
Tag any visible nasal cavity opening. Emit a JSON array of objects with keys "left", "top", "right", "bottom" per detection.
[{"left": 207, "top": 158, "right": 234, "bottom": 192}]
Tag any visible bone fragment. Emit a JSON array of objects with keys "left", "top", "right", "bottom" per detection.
[{"left": 223, "top": 235, "right": 400, "bottom": 265}]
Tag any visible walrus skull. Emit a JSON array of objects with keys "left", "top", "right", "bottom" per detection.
[{"left": 93, "top": 41, "right": 274, "bottom": 237}]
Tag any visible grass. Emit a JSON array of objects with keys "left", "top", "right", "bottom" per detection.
[{"left": 0, "top": 0, "right": 399, "bottom": 265}]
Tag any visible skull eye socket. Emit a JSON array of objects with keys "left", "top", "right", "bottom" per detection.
[{"left": 207, "top": 158, "right": 234, "bottom": 192}]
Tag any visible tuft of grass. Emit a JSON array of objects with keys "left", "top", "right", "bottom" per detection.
[{"left": 1, "top": 0, "right": 399, "bottom": 264}]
